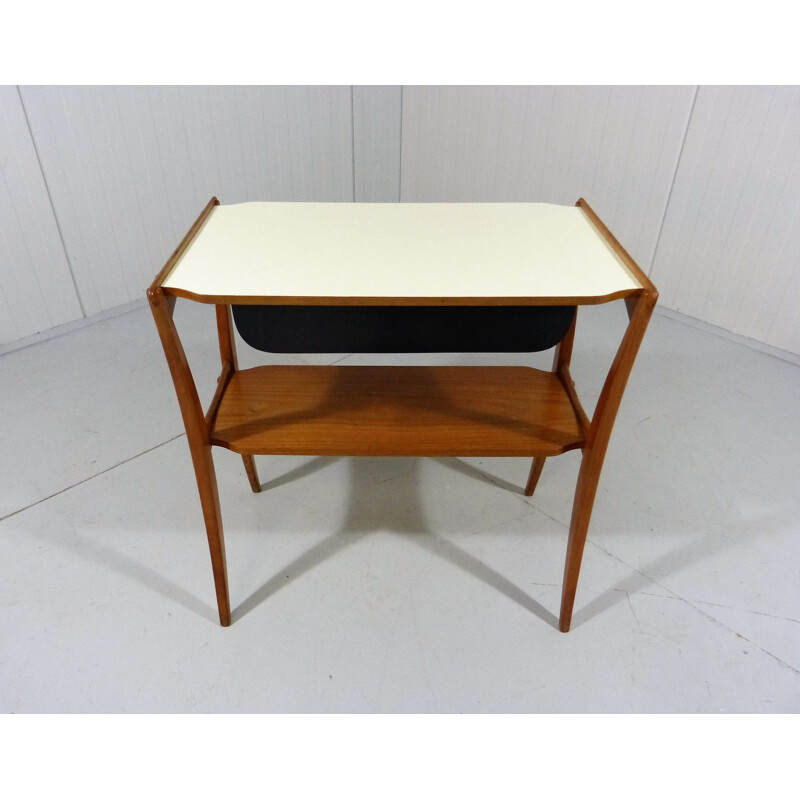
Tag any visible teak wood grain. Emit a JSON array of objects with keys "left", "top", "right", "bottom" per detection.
[{"left": 210, "top": 365, "right": 585, "bottom": 458}]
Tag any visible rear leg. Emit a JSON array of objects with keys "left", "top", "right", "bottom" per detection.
[
  {"left": 242, "top": 455, "right": 261, "bottom": 493},
  {"left": 524, "top": 456, "right": 546, "bottom": 497}
]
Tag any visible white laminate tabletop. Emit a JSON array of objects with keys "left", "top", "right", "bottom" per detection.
[{"left": 161, "top": 201, "right": 642, "bottom": 303}]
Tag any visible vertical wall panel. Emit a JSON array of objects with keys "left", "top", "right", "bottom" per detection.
[
  {"left": 651, "top": 86, "right": 800, "bottom": 354},
  {"left": 0, "top": 86, "right": 82, "bottom": 344},
  {"left": 19, "top": 86, "right": 354, "bottom": 316},
  {"left": 399, "top": 85, "right": 696, "bottom": 272},
  {"left": 353, "top": 86, "right": 402, "bottom": 201}
]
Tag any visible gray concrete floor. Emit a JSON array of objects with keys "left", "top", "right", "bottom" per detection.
[{"left": 1, "top": 299, "right": 798, "bottom": 712}]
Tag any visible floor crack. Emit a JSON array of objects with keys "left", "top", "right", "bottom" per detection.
[
  {"left": 0, "top": 433, "right": 185, "bottom": 523},
  {"left": 592, "top": 541, "right": 800, "bottom": 676},
  {"left": 695, "top": 600, "right": 800, "bottom": 625}
]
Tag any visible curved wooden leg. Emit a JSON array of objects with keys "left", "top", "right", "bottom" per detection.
[
  {"left": 150, "top": 289, "right": 232, "bottom": 627},
  {"left": 242, "top": 454, "right": 261, "bottom": 493},
  {"left": 557, "top": 288, "right": 656, "bottom": 632},
  {"left": 558, "top": 448, "right": 604, "bottom": 632},
  {"left": 190, "top": 441, "right": 232, "bottom": 627},
  {"left": 524, "top": 456, "right": 546, "bottom": 497}
]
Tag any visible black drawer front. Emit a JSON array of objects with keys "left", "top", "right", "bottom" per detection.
[{"left": 232, "top": 304, "right": 576, "bottom": 353}]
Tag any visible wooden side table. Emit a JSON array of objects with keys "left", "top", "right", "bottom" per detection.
[{"left": 147, "top": 198, "right": 657, "bottom": 631}]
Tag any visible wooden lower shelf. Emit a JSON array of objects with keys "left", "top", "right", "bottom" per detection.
[{"left": 210, "top": 365, "right": 586, "bottom": 457}]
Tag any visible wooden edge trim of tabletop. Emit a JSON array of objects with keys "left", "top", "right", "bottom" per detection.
[
  {"left": 576, "top": 198, "right": 659, "bottom": 299},
  {"left": 147, "top": 196, "right": 220, "bottom": 295},
  {"left": 158, "top": 287, "right": 641, "bottom": 307}
]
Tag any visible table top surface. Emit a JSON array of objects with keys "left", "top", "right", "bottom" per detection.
[{"left": 161, "top": 201, "right": 643, "bottom": 304}]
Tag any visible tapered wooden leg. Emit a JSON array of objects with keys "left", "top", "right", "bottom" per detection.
[
  {"left": 524, "top": 456, "right": 546, "bottom": 497},
  {"left": 190, "top": 441, "right": 232, "bottom": 626},
  {"left": 558, "top": 449, "right": 604, "bottom": 632},
  {"left": 242, "top": 454, "right": 261, "bottom": 493}
]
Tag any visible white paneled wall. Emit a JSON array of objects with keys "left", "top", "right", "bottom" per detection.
[
  {"left": 399, "top": 85, "right": 696, "bottom": 272},
  {"left": 3, "top": 85, "right": 800, "bottom": 356},
  {"left": 0, "top": 86, "right": 82, "bottom": 342},
  {"left": 353, "top": 86, "right": 402, "bottom": 201},
  {"left": 651, "top": 86, "right": 800, "bottom": 354},
  {"left": 19, "top": 86, "right": 354, "bottom": 317}
]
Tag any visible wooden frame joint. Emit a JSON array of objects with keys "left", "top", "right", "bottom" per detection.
[
  {"left": 556, "top": 364, "right": 590, "bottom": 443},
  {"left": 205, "top": 360, "right": 235, "bottom": 438}
]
